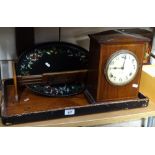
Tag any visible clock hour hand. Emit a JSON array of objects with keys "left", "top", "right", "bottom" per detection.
[{"left": 111, "top": 67, "right": 123, "bottom": 69}]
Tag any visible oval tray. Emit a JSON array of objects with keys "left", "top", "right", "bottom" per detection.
[{"left": 16, "top": 42, "right": 88, "bottom": 97}]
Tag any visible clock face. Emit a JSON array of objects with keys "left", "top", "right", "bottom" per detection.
[{"left": 105, "top": 50, "right": 139, "bottom": 86}]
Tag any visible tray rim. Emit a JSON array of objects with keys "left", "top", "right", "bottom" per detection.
[{"left": 1, "top": 79, "right": 149, "bottom": 125}]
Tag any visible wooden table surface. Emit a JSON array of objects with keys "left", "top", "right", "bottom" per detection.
[{"left": 0, "top": 66, "right": 155, "bottom": 127}]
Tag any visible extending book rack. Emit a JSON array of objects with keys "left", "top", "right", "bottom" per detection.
[{"left": 12, "top": 61, "right": 88, "bottom": 102}]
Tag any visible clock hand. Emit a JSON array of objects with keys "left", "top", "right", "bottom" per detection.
[
  {"left": 110, "top": 56, "right": 127, "bottom": 70},
  {"left": 111, "top": 67, "right": 122, "bottom": 69},
  {"left": 122, "top": 56, "right": 127, "bottom": 69}
]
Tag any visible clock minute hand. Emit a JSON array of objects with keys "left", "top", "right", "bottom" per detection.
[{"left": 122, "top": 56, "right": 127, "bottom": 69}]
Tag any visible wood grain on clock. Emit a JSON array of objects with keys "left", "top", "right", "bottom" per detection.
[
  {"left": 97, "top": 43, "right": 146, "bottom": 101},
  {"left": 86, "top": 39, "right": 101, "bottom": 100},
  {"left": 86, "top": 31, "right": 150, "bottom": 102}
]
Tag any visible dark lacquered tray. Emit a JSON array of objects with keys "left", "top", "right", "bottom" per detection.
[{"left": 16, "top": 42, "right": 88, "bottom": 97}]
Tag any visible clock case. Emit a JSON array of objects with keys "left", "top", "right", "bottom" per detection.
[{"left": 85, "top": 30, "right": 151, "bottom": 103}]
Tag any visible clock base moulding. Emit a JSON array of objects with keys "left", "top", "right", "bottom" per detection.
[{"left": 84, "top": 89, "right": 149, "bottom": 108}]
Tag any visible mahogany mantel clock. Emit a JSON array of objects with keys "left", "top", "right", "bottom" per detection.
[{"left": 85, "top": 30, "right": 150, "bottom": 103}]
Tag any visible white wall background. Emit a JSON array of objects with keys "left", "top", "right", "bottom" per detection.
[
  {"left": 0, "top": 27, "right": 16, "bottom": 60},
  {"left": 0, "top": 27, "right": 16, "bottom": 79}
]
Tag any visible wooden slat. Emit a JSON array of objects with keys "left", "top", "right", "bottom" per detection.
[
  {"left": 17, "top": 69, "right": 88, "bottom": 85},
  {"left": 12, "top": 62, "right": 18, "bottom": 102}
]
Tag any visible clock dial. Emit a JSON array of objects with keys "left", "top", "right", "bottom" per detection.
[{"left": 105, "top": 50, "right": 139, "bottom": 86}]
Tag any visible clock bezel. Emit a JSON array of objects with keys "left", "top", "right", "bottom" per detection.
[{"left": 104, "top": 50, "right": 139, "bottom": 86}]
